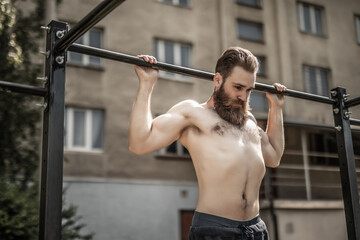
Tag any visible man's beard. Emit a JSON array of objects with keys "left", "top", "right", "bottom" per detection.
[{"left": 213, "top": 84, "right": 249, "bottom": 128}]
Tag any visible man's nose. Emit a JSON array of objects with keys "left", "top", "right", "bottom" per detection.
[{"left": 237, "top": 92, "right": 247, "bottom": 102}]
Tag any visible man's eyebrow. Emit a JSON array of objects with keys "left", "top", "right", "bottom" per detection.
[{"left": 232, "top": 82, "right": 253, "bottom": 89}]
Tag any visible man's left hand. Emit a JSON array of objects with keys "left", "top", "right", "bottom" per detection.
[{"left": 266, "top": 83, "right": 287, "bottom": 108}]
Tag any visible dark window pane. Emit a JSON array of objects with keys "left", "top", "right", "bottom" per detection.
[
  {"left": 166, "top": 141, "right": 177, "bottom": 154},
  {"left": 319, "top": 69, "right": 328, "bottom": 96},
  {"left": 302, "top": 4, "right": 312, "bottom": 33},
  {"left": 69, "top": 36, "right": 83, "bottom": 63},
  {"left": 237, "top": 20, "right": 263, "bottom": 41},
  {"left": 73, "top": 110, "right": 85, "bottom": 147},
  {"left": 92, "top": 110, "right": 104, "bottom": 149},
  {"left": 165, "top": 42, "right": 174, "bottom": 64},
  {"left": 89, "top": 30, "right": 101, "bottom": 65},
  {"left": 179, "top": 0, "right": 188, "bottom": 7},
  {"left": 236, "top": 0, "right": 259, "bottom": 7},
  {"left": 308, "top": 67, "right": 317, "bottom": 94},
  {"left": 314, "top": 8, "right": 323, "bottom": 35},
  {"left": 183, "top": 146, "right": 190, "bottom": 155},
  {"left": 181, "top": 45, "right": 190, "bottom": 67}
]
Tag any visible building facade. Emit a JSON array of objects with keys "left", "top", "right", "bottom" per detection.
[{"left": 52, "top": 0, "right": 360, "bottom": 239}]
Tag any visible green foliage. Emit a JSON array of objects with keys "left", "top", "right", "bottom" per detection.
[
  {"left": 62, "top": 190, "right": 94, "bottom": 240},
  {"left": 0, "top": 179, "right": 39, "bottom": 240},
  {"left": 0, "top": 0, "right": 42, "bottom": 187},
  {"left": 0, "top": 0, "right": 93, "bottom": 239}
]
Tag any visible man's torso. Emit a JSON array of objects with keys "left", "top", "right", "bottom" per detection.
[{"left": 179, "top": 102, "right": 266, "bottom": 221}]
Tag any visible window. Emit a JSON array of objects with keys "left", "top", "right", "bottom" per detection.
[
  {"left": 154, "top": 39, "right": 192, "bottom": 80},
  {"left": 257, "top": 56, "right": 266, "bottom": 76},
  {"left": 158, "top": 140, "right": 190, "bottom": 158},
  {"left": 236, "top": 0, "right": 261, "bottom": 8},
  {"left": 303, "top": 65, "right": 329, "bottom": 96},
  {"left": 249, "top": 92, "right": 268, "bottom": 112},
  {"left": 68, "top": 28, "right": 103, "bottom": 66},
  {"left": 355, "top": 15, "right": 360, "bottom": 44},
  {"left": 237, "top": 19, "right": 263, "bottom": 42},
  {"left": 297, "top": 2, "right": 324, "bottom": 36},
  {"left": 308, "top": 131, "right": 338, "bottom": 166},
  {"left": 157, "top": 0, "right": 190, "bottom": 7},
  {"left": 64, "top": 107, "right": 104, "bottom": 151}
]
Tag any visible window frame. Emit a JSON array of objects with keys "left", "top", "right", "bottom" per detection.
[
  {"left": 355, "top": 15, "right": 360, "bottom": 45},
  {"left": 64, "top": 107, "right": 104, "bottom": 152},
  {"left": 236, "top": 18, "right": 264, "bottom": 43},
  {"left": 156, "top": 0, "right": 191, "bottom": 8},
  {"left": 154, "top": 39, "right": 193, "bottom": 82},
  {"left": 68, "top": 28, "right": 103, "bottom": 67},
  {"left": 156, "top": 140, "right": 191, "bottom": 160},
  {"left": 297, "top": 2, "right": 326, "bottom": 37},
  {"left": 302, "top": 65, "right": 330, "bottom": 97},
  {"left": 235, "top": 0, "right": 262, "bottom": 9}
]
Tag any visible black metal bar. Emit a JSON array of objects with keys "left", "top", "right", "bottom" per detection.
[
  {"left": 54, "top": 0, "right": 125, "bottom": 53},
  {"left": 255, "top": 82, "right": 335, "bottom": 104},
  {"left": 0, "top": 80, "right": 47, "bottom": 97},
  {"left": 68, "top": 43, "right": 214, "bottom": 80},
  {"left": 39, "top": 20, "right": 67, "bottom": 240},
  {"left": 345, "top": 96, "right": 360, "bottom": 108},
  {"left": 350, "top": 118, "right": 360, "bottom": 126},
  {"left": 68, "top": 43, "right": 336, "bottom": 105},
  {"left": 331, "top": 87, "right": 360, "bottom": 240}
]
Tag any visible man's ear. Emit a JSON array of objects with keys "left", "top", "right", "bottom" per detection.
[{"left": 213, "top": 72, "right": 223, "bottom": 90}]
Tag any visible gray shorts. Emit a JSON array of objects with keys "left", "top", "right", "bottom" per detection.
[{"left": 189, "top": 211, "right": 269, "bottom": 240}]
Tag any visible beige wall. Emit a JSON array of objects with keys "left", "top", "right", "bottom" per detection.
[
  {"left": 60, "top": 0, "right": 360, "bottom": 180},
  {"left": 53, "top": 1, "right": 360, "bottom": 239}
]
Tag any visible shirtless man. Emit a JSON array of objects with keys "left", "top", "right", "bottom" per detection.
[{"left": 128, "top": 47, "right": 286, "bottom": 240}]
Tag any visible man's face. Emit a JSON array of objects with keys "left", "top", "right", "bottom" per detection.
[{"left": 213, "top": 66, "right": 255, "bottom": 127}]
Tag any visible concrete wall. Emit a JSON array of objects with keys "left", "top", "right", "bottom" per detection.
[
  {"left": 261, "top": 200, "right": 347, "bottom": 240},
  {"left": 64, "top": 179, "right": 198, "bottom": 240}
]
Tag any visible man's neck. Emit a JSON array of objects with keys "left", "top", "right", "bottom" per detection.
[{"left": 204, "top": 94, "right": 215, "bottom": 109}]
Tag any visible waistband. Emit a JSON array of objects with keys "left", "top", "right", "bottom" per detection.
[{"left": 192, "top": 211, "right": 261, "bottom": 228}]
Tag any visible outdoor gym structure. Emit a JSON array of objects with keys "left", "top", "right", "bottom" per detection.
[{"left": 0, "top": 0, "right": 360, "bottom": 239}]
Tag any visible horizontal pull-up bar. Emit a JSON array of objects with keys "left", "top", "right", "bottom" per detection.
[
  {"left": 345, "top": 97, "right": 360, "bottom": 108},
  {"left": 68, "top": 43, "right": 214, "bottom": 79},
  {"left": 350, "top": 118, "right": 360, "bottom": 126},
  {"left": 68, "top": 43, "right": 336, "bottom": 105},
  {"left": 54, "top": 0, "right": 125, "bottom": 53},
  {"left": 0, "top": 80, "right": 47, "bottom": 97}
]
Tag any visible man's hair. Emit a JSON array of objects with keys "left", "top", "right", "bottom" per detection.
[{"left": 215, "top": 47, "right": 258, "bottom": 80}]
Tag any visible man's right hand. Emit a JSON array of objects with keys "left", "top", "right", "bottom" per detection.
[{"left": 134, "top": 55, "right": 159, "bottom": 85}]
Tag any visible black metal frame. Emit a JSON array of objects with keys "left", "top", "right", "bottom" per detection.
[{"left": 0, "top": 0, "right": 359, "bottom": 239}]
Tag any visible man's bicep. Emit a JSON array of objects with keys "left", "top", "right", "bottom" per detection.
[{"left": 146, "top": 111, "right": 190, "bottom": 151}]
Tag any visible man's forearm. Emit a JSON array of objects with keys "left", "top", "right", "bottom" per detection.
[
  {"left": 266, "top": 105, "right": 285, "bottom": 163},
  {"left": 128, "top": 83, "right": 154, "bottom": 152}
]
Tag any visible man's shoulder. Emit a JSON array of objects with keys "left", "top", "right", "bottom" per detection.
[
  {"left": 247, "top": 111, "right": 257, "bottom": 124},
  {"left": 172, "top": 99, "right": 203, "bottom": 110}
]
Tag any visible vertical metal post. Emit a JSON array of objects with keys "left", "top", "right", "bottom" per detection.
[
  {"left": 331, "top": 87, "right": 360, "bottom": 240},
  {"left": 39, "top": 20, "right": 67, "bottom": 240}
]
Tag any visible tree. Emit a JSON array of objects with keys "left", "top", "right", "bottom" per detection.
[{"left": 0, "top": 0, "right": 93, "bottom": 239}]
